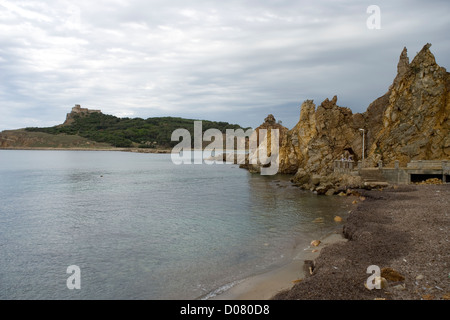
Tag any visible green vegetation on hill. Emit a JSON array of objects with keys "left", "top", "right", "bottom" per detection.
[{"left": 25, "top": 112, "right": 249, "bottom": 148}]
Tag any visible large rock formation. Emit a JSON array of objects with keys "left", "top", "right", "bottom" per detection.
[
  {"left": 247, "top": 44, "right": 450, "bottom": 186},
  {"left": 368, "top": 43, "right": 450, "bottom": 166},
  {"left": 279, "top": 95, "right": 365, "bottom": 176},
  {"left": 240, "top": 114, "right": 289, "bottom": 173}
]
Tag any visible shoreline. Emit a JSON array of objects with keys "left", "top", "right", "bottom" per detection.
[
  {"left": 209, "top": 184, "right": 449, "bottom": 300},
  {"left": 0, "top": 147, "right": 172, "bottom": 153},
  {"left": 273, "top": 184, "right": 449, "bottom": 300},
  {"left": 208, "top": 231, "right": 348, "bottom": 300},
  {"left": 0, "top": 148, "right": 246, "bottom": 154}
]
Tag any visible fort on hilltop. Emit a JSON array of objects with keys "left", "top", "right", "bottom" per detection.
[{"left": 63, "top": 104, "right": 102, "bottom": 125}]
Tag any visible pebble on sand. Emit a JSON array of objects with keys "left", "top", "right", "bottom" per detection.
[
  {"left": 310, "top": 240, "right": 321, "bottom": 247},
  {"left": 381, "top": 267, "right": 405, "bottom": 282}
]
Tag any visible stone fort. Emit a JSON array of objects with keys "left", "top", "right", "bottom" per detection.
[{"left": 63, "top": 104, "right": 101, "bottom": 125}]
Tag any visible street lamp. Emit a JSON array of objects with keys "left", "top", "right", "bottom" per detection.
[{"left": 359, "top": 128, "right": 365, "bottom": 162}]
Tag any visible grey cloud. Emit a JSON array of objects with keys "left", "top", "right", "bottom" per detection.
[{"left": 0, "top": 0, "right": 449, "bottom": 130}]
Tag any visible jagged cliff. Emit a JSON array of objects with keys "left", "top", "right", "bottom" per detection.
[
  {"left": 368, "top": 43, "right": 450, "bottom": 166},
  {"left": 249, "top": 44, "right": 449, "bottom": 184}
]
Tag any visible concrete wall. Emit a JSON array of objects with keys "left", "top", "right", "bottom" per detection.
[
  {"left": 380, "top": 168, "right": 410, "bottom": 184},
  {"left": 380, "top": 167, "right": 448, "bottom": 184}
]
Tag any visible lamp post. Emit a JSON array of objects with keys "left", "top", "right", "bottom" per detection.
[{"left": 359, "top": 128, "right": 365, "bottom": 163}]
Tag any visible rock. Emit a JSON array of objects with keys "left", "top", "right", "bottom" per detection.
[
  {"left": 315, "top": 186, "right": 328, "bottom": 195},
  {"left": 415, "top": 274, "right": 424, "bottom": 281},
  {"left": 310, "top": 240, "right": 321, "bottom": 247},
  {"left": 369, "top": 43, "right": 450, "bottom": 165},
  {"left": 310, "top": 175, "right": 321, "bottom": 186},
  {"left": 364, "top": 181, "right": 389, "bottom": 188},
  {"left": 392, "top": 283, "right": 406, "bottom": 291},
  {"left": 346, "top": 189, "right": 361, "bottom": 197},
  {"left": 392, "top": 47, "right": 410, "bottom": 87},
  {"left": 352, "top": 200, "right": 358, "bottom": 204},
  {"left": 303, "top": 260, "right": 315, "bottom": 275},
  {"left": 325, "top": 188, "right": 336, "bottom": 196},
  {"left": 376, "top": 277, "right": 388, "bottom": 289},
  {"left": 364, "top": 277, "right": 388, "bottom": 290},
  {"left": 292, "top": 169, "right": 311, "bottom": 185},
  {"left": 415, "top": 178, "right": 443, "bottom": 185},
  {"left": 334, "top": 216, "right": 343, "bottom": 222},
  {"left": 381, "top": 267, "right": 405, "bottom": 282}
]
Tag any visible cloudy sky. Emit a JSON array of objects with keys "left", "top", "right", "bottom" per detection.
[{"left": 0, "top": 0, "right": 449, "bottom": 131}]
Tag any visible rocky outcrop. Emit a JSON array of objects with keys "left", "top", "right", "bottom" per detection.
[
  {"left": 280, "top": 96, "right": 365, "bottom": 176},
  {"left": 367, "top": 43, "right": 450, "bottom": 166},
  {"left": 246, "top": 44, "right": 450, "bottom": 189},
  {"left": 240, "top": 114, "right": 289, "bottom": 173}
]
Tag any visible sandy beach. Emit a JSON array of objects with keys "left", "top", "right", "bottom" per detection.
[
  {"left": 212, "top": 184, "right": 449, "bottom": 300},
  {"left": 210, "top": 231, "right": 348, "bottom": 300}
]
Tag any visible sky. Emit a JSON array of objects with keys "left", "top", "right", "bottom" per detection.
[{"left": 0, "top": 0, "right": 449, "bottom": 131}]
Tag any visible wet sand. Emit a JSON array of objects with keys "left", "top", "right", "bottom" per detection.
[{"left": 211, "top": 232, "right": 348, "bottom": 300}]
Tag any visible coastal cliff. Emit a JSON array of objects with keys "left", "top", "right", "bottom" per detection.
[
  {"left": 248, "top": 44, "right": 449, "bottom": 186},
  {"left": 369, "top": 44, "right": 450, "bottom": 166}
]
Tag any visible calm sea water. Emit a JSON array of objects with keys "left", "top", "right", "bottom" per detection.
[{"left": 0, "top": 150, "right": 349, "bottom": 300}]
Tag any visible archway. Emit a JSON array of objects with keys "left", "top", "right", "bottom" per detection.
[{"left": 343, "top": 147, "right": 357, "bottom": 162}]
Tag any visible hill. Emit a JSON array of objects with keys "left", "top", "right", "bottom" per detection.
[
  {"left": 0, "top": 106, "right": 250, "bottom": 149},
  {"left": 0, "top": 129, "right": 114, "bottom": 150}
]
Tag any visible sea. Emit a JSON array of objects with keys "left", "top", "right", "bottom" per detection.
[{"left": 0, "top": 150, "right": 350, "bottom": 300}]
